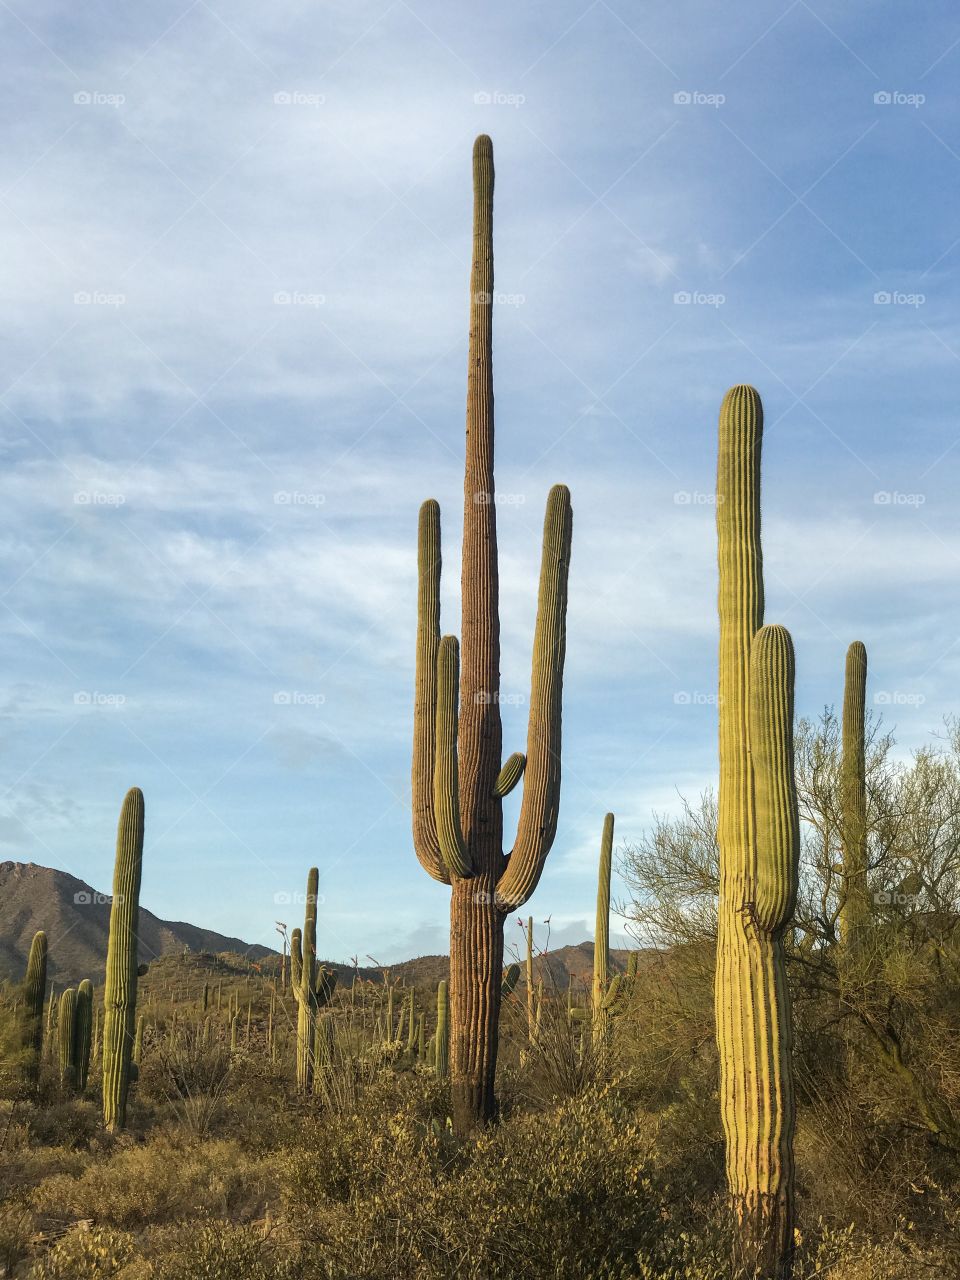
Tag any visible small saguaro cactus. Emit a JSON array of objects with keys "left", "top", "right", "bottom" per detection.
[
  {"left": 411, "top": 136, "right": 573, "bottom": 1134},
  {"left": 22, "top": 930, "right": 47, "bottom": 1080},
  {"left": 715, "top": 386, "right": 800, "bottom": 1280},
  {"left": 58, "top": 988, "right": 78, "bottom": 1089},
  {"left": 501, "top": 963, "right": 520, "bottom": 997},
  {"left": 290, "top": 867, "right": 337, "bottom": 1093},
  {"left": 75, "top": 979, "right": 93, "bottom": 1093},
  {"left": 592, "top": 813, "right": 614, "bottom": 1047},
  {"left": 435, "top": 980, "right": 449, "bottom": 1082},
  {"left": 840, "top": 641, "right": 869, "bottom": 951},
  {"left": 102, "top": 786, "right": 145, "bottom": 1132}
]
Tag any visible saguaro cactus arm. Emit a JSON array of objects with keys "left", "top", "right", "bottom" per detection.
[
  {"left": 412, "top": 498, "right": 449, "bottom": 884},
  {"left": 496, "top": 483, "right": 573, "bottom": 908},
  {"left": 290, "top": 929, "right": 303, "bottom": 992},
  {"left": 749, "top": 625, "right": 800, "bottom": 934},
  {"left": 494, "top": 752, "right": 525, "bottom": 798},
  {"left": 434, "top": 636, "right": 474, "bottom": 879}
]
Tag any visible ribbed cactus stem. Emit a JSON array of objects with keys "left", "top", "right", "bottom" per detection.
[
  {"left": 75, "top": 979, "right": 93, "bottom": 1093},
  {"left": 435, "top": 979, "right": 449, "bottom": 1081},
  {"left": 23, "top": 931, "right": 47, "bottom": 1080},
  {"left": 715, "top": 386, "right": 798, "bottom": 1279},
  {"left": 58, "top": 988, "right": 77, "bottom": 1090},
  {"left": 291, "top": 867, "right": 336, "bottom": 1093},
  {"left": 840, "top": 641, "right": 869, "bottom": 949},
  {"left": 102, "top": 787, "right": 145, "bottom": 1131},
  {"left": 406, "top": 991, "right": 416, "bottom": 1053},
  {"left": 592, "top": 813, "right": 614, "bottom": 1047},
  {"left": 410, "top": 137, "right": 573, "bottom": 1132},
  {"left": 133, "top": 1013, "right": 144, "bottom": 1067}
]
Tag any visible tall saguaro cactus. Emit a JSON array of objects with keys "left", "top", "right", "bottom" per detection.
[
  {"left": 102, "top": 786, "right": 145, "bottom": 1132},
  {"left": 291, "top": 867, "right": 337, "bottom": 1093},
  {"left": 715, "top": 386, "right": 800, "bottom": 1279},
  {"left": 412, "top": 136, "right": 573, "bottom": 1132},
  {"left": 58, "top": 988, "right": 78, "bottom": 1089},
  {"left": 75, "top": 979, "right": 93, "bottom": 1093},
  {"left": 840, "top": 641, "right": 869, "bottom": 949},
  {"left": 22, "top": 930, "right": 47, "bottom": 1080},
  {"left": 592, "top": 813, "right": 614, "bottom": 1047}
]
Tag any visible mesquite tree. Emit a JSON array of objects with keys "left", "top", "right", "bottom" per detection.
[{"left": 411, "top": 135, "right": 573, "bottom": 1133}]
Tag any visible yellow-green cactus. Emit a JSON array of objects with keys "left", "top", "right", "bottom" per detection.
[
  {"left": 22, "top": 931, "right": 47, "bottom": 1080},
  {"left": 715, "top": 386, "right": 799, "bottom": 1279},
  {"left": 291, "top": 867, "right": 337, "bottom": 1093},
  {"left": 102, "top": 787, "right": 145, "bottom": 1131},
  {"left": 840, "top": 641, "right": 869, "bottom": 949},
  {"left": 75, "top": 979, "right": 93, "bottom": 1093},
  {"left": 591, "top": 813, "right": 614, "bottom": 1047},
  {"left": 58, "top": 988, "right": 77, "bottom": 1090}
]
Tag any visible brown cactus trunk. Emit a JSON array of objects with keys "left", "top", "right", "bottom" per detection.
[{"left": 450, "top": 875, "right": 503, "bottom": 1130}]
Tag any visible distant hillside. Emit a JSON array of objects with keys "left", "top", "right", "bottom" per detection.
[
  {"left": 0, "top": 861, "right": 643, "bottom": 991},
  {"left": 0, "top": 862, "right": 275, "bottom": 986}
]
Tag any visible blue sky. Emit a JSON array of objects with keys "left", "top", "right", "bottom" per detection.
[{"left": 1, "top": 1, "right": 958, "bottom": 963}]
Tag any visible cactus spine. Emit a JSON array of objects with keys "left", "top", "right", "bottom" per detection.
[
  {"left": 435, "top": 980, "right": 449, "bottom": 1081},
  {"left": 291, "top": 867, "right": 337, "bottom": 1093},
  {"left": 23, "top": 931, "right": 47, "bottom": 1079},
  {"left": 58, "top": 988, "right": 77, "bottom": 1089},
  {"left": 840, "top": 641, "right": 869, "bottom": 950},
  {"left": 715, "top": 386, "right": 799, "bottom": 1278},
  {"left": 75, "top": 979, "right": 93, "bottom": 1093},
  {"left": 102, "top": 786, "right": 145, "bottom": 1132},
  {"left": 411, "top": 136, "right": 573, "bottom": 1133}
]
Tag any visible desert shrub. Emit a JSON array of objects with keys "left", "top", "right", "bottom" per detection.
[
  {"left": 145, "top": 1220, "right": 295, "bottom": 1280},
  {"left": 137, "top": 1027, "right": 232, "bottom": 1139},
  {"left": 26, "top": 1098, "right": 101, "bottom": 1149},
  {"left": 29, "top": 1135, "right": 274, "bottom": 1230},
  {"left": 27, "top": 1223, "right": 135, "bottom": 1279}
]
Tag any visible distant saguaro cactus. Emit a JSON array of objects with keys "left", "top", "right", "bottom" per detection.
[
  {"left": 411, "top": 136, "right": 573, "bottom": 1133},
  {"left": 75, "top": 979, "right": 93, "bottom": 1093},
  {"left": 102, "top": 786, "right": 145, "bottom": 1132},
  {"left": 58, "top": 988, "right": 77, "bottom": 1089},
  {"left": 290, "top": 867, "right": 337, "bottom": 1093},
  {"left": 22, "top": 930, "right": 47, "bottom": 1080},
  {"left": 591, "top": 813, "right": 614, "bottom": 1048},
  {"left": 715, "top": 386, "right": 800, "bottom": 1279},
  {"left": 435, "top": 980, "right": 449, "bottom": 1082},
  {"left": 840, "top": 641, "right": 869, "bottom": 950}
]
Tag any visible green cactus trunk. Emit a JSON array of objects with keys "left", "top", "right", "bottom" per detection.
[
  {"left": 22, "top": 930, "right": 47, "bottom": 1081},
  {"left": 133, "top": 1014, "right": 144, "bottom": 1067},
  {"left": 291, "top": 867, "right": 337, "bottom": 1093},
  {"left": 840, "top": 641, "right": 869, "bottom": 949},
  {"left": 75, "top": 979, "right": 93, "bottom": 1093},
  {"left": 435, "top": 979, "right": 449, "bottom": 1081},
  {"left": 715, "top": 387, "right": 799, "bottom": 1279},
  {"left": 411, "top": 137, "right": 572, "bottom": 1134},
  {"left": 58, "top": 988, "right": 78, "bottom": 1090},
  {"left": 102, "top": 787, "right": 145, "bottom": 1132},
  {"left": 592, "top": 813, "right": 614, "bottom": 1048}
]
